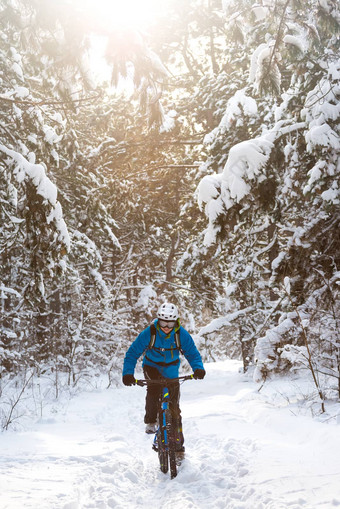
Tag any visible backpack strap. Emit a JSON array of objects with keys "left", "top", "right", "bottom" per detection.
[
  {"left": 174, "top": 329, "right": 183, "bottom": 354},
  {"left": 149, "top": 323, "right": 157, "bottom": 349},
  {"left": 148, "top": 322, "right": 183, "bottom": 353}
]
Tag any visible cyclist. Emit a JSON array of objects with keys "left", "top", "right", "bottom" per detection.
[{"left": 122, "top": 302, "right": 205, "bottom": 451}]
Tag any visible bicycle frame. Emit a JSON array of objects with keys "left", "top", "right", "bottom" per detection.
[{"left": 136, "top": 375, "right": 193, "bottom": 479}]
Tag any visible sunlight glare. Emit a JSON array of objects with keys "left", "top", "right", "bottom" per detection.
[
  {"left": 86, "top": 0, "right": 163, "bottom": 30},
  {"left": 81, "top": 0, "right": 166, "bottom": 87}
]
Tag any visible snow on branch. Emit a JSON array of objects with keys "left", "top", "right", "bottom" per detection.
[
  {"left": 305, "top": 123, "right": 340, "bottom": 151},
  {"left": 103, "top": 225, "right": 121, "bottom": 250},
  {"left": 249, "top": 41, "right": 281, "bottom": 95},
  {"left": 198, "top": 104, "right": 311, "bottom": 246},
  {"left": 223, "top": 137, "right": 274, "bottom": 201},
  {"left": 0, "top": 144, "right": 70, "bottom": 250},
  {"left": 197, "top": 174, "right": 222, "bottom": 210},
  {"left": 135, "top": 285, "right": 157, "bottom": 311},
  {"left": 302, "top": 63, "right": 340, "bottom": 138},
  {"left": 283, "top": 34, "right": 307, "bottom": 54},
  {"left": 253, "top": 316, "right": 296, "bottom": 382},
  {"left": 301, "top": 61, "right": 340, "bottom": 202},
  {"left": 198, "top": 307, "right": 254, "bottom": 336},
  {"left": 204, "top": 90, "right": 258, "bottom": 140},
  {"left": 0, "top": 284, "right": 21, "bottom": 299},
  {"left": 198, "top": 135, "right": 274, "bottom": 245}
]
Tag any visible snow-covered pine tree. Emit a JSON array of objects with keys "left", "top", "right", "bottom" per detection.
[
  {"left": 0, "top": 0, "right": 171, "bottom": 380},
  {"left": 197, "top": 0, "right": 340, "bottom": 382}
]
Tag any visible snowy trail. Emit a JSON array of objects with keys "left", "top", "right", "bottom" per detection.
[{"left": 1, "top": 360, "right": 340, "bottom": 509}]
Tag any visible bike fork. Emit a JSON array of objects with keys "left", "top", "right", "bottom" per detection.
[{"left": 153, "top": 387, "right": 169, "bottom": 450}]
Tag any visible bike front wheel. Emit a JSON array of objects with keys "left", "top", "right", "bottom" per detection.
[
  {"left": 165, "top": 409, "right": 177, "bottom": 479},
  {"left": 157, "top": 425, "right": 168, "bottom": 474}
]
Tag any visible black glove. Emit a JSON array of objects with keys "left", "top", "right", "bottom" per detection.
[
  {"left": 123, "top": 374, "right": 136, "bottom": 386},
  {"left": 193, "top": 369, "right": 206, "bottom": 380}
]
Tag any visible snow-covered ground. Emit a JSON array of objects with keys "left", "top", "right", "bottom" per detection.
[{"left": 1, "top": 360, "right": 340, "bottom": 509}]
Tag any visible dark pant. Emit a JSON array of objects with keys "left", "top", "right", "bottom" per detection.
[{"left": 143, "top": 365, "right": 184, "bottom": 446}]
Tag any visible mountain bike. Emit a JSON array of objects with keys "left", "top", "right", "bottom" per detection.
[{"left": 136, "top": 375, "right": 193, "bottom": 479}]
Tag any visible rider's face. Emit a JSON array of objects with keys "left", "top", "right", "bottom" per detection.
[
  {"left": 160, "top": 325, "right": 174, "bottom": 333},
  {"left": 159, "top": 319, "right": 176, "bottom": 333}
]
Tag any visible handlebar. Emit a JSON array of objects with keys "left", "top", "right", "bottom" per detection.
[{"left": 135, "top": 374, "right": 194, "bottom": 387}]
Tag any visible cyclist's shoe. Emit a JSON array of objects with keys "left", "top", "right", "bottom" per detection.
[
  {"left": 176, "top": 451, "right": 185, "bottom": 466},
  {"left": 174, "top": 430, "right": 185, "bottom": 452},
  {"left": 145, "top": 422, "right": 157, "bottom": 434}
]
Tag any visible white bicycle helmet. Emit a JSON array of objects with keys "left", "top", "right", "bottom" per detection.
[{"left": 157, "top": 302, "right": 179, "bottom": 320}]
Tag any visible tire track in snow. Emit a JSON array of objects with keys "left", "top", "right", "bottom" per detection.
[
  {"left": 71, "top": 383, "right": 260, "bottom": 509},
  {"left": 75, "top": 434, "right": 257, "bottom": 509}
]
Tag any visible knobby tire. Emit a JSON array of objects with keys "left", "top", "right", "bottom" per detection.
[
  {"left": 157, "top": 420, "right": 168, "bottom": 474},
  {"left": 165, "top": 409, "right": 177, "bottom": 479}
]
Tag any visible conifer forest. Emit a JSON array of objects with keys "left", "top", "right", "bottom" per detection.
[{"left": 0, "top": 0, "right": 339, "bottom": 423}]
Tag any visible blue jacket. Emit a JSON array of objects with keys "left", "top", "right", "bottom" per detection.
[{"left": 123, "top": 319, "right": 204, "bottom": 378}]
